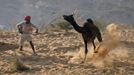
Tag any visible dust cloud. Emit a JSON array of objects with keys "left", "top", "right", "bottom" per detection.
[{"left": 68, "top": 23, "right": 129, "bottom": 67}]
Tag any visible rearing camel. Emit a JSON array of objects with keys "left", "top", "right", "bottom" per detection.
[{"left": 63, "top": 14, "right": 103, "bottom": 62}]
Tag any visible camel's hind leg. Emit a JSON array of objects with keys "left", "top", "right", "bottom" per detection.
[{"left": 92, "top": 40, "right": 98, "bottom": 53}]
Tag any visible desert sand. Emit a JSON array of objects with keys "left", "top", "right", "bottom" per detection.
[{"left": 0, "top": 24, "right": 134, "bottom": 75}]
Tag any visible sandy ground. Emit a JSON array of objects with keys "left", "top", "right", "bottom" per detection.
[{"left": 0, "top": 24, "right": 134, "bottom": 75}]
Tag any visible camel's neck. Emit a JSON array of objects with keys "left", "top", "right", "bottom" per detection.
[{"left": 68, "top": 20, "right": 84, "bottom": 33}]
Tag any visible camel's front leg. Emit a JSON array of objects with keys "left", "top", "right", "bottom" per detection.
[{"left": 83, "top": 39, "right": 88, "bottom": 63}]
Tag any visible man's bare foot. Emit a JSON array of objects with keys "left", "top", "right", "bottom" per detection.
[
  {"left": 19, "top": 49, "right": 23, "bottom": 51},
  {"left": 19, "top": 46, "right": 23, "bottom": 51},
  {"left": 32, "top": 53, "right": 38, "bottom": 56}
]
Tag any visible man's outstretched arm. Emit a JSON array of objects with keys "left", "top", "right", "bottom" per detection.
[{"left": 32, "top": 24, "right": 38, "bottom": 33}]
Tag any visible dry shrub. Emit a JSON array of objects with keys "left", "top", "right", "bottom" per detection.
[{"left": 10, "top": 58, "right": 29, "bottom": 72}]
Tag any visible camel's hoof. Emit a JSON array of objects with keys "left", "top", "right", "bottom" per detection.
[
  {"left": 80, "top": 61, "right": 85, "bottom": 64},
  {"left": 94, "top": 51, "right": 98, "bottom": 53}
]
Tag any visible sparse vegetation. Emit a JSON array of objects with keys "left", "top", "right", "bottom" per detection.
[
  {"left": 94, "top": 18, "right": 108, "bottom": 32},
  {"left": 43, "top": 20, "right": 72, "bottom": 33},
  {"left": 10, "top": 58, "right": 29, "bottom": 72},
  {"left": 56, "top": 21, "right": 73, "bottom": 32}
]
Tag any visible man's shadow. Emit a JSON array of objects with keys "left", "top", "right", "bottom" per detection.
[{"left": 0, "top": 42, "right": 18, "bottom": 51}]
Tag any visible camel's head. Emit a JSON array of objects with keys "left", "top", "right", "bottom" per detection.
[{"left": 63, "top": 14, "right": 75, "bottom": 23}]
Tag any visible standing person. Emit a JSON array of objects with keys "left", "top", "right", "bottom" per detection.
[{"left": 16, "top": 16, "right": 38, "bottom": 55}]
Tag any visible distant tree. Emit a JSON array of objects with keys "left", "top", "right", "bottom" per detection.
[
  {"left": 43, "top": 21, "right": 72, "bottom": 33},
  {"left": 55, "top": 21, "right": 73, "bottom": 32}
]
